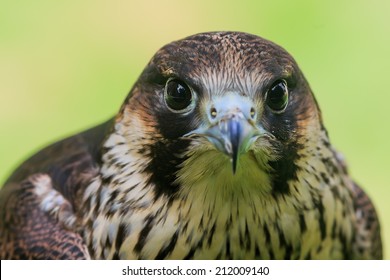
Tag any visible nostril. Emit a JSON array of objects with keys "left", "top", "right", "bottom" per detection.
[
  {"left": 250, "top": 107, "right": 256, "bottom": 118},
  {"left": 210, "top": 107, "right": 217, "bottom": 119}
]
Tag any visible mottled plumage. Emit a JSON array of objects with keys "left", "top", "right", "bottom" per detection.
[{"left": 0, "top": 32, "right": 382, "bottom": 259}]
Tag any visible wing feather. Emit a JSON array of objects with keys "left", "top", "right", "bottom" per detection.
[{"left": 351, "top": 182, "right": 382, "bottom": 259}]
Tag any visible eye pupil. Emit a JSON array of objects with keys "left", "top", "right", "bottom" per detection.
[
  {"left": 165, "top": 79, "right": 193, "bottom": 111},
  {"left": 266, "top": 80, "right": 288, "bottom": 112}
]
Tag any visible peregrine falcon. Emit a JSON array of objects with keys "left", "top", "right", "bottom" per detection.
[{"left": 0, "top": 32, "right": 382, "bottom": 259}]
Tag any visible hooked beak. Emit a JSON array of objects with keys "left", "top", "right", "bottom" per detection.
[{"left": 184, "top": 94, "right": 261, "bottom": 173}]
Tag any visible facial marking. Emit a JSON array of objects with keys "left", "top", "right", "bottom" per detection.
[{"left": 77, "top": 32, "right": 363, "bottom": 260}]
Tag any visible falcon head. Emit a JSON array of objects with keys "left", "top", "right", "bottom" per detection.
[{"left": 112, "top": 31, "right": 322, "bottom": 198}]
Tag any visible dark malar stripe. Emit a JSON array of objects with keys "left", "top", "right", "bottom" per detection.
[
  {"left": 146, "top": 139, "right": 191, "bottom": 199},
  {"left": 268, "top": 149, "right": 300, "bottom": 195}
]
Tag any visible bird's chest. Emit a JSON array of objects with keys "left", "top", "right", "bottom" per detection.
[{"left": 81, "top": 171, "right": 355, "bottom": 260}]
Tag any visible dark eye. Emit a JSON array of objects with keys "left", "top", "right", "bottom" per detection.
[
  {"left": 266, "top": 79, "right": 289, "bottom": 112},
  {"left": 164, "top": 78, "right": 194, "bottom": 112}
]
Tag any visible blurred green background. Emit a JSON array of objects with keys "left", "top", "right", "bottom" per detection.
[{"left": 1, "top": 0, "right": 389, "bottom": 258}]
